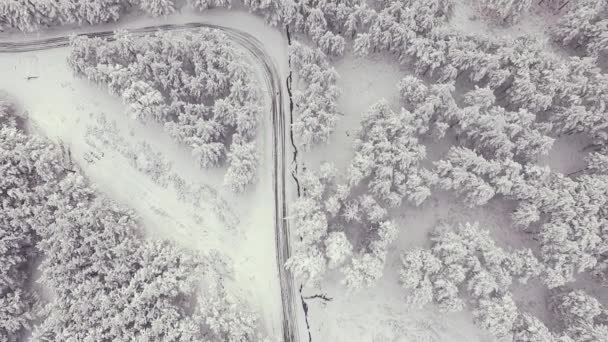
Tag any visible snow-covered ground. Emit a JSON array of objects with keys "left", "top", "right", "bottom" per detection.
[{"left": 0, "top": 12, "right": 289, "bottom": 337}]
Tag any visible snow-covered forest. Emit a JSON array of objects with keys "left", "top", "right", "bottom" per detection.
[
  {"left": 0, "top": 97, "right": 262, "bottom": 341},
  {"left": 1, "top": 0, "right": 608, "bottom": 341},
  {"left": 67, "top": 29, "right": 261, "bottom": 192}
]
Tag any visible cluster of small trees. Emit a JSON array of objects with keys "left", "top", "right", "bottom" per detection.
[
  {"left": 68, "top": 29, "right": 261, "bottom": 192},
  {"left": 399, "top": 221, "right": 608, "bottom": 341},
  {"left": 289, "top": 42, "right": 341, "bottom": 148},
  {"left": 0, "top": 97, "right": 261, "bottom": 341},
  {"left": 400, "top": 222, "right": 555, "bottom": 340},
  {"left": 552, "top": 0, "right": 608, "bottom": 61},
  {"left": 286, "top": 163, "right": 398, "bottom": 291}
]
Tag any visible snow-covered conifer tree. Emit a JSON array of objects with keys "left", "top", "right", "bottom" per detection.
[
  {"left": 474, "top": 295, "right": 519, "bottom": 339},
  {"left": 477, "top": 0, "right": 533, "bottom": 24},
  {"left": 138, "top": 0, "right": 176, "bottom": 16},
  {"left": 550, "top": 288, "right": 608, "bottom": 341},
  {"left": 348, "top": 100, "right": 432, "bottom": 207},
  {"left": 290, "top": 42, "right": 341, "bottom": 148},
  {"left": 552, "top": 0, "right": 608, "bottom": 59}
]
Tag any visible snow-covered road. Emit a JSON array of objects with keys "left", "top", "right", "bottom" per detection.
[{"left": 0, "top": 23, "right": 300, "bottom": 342}]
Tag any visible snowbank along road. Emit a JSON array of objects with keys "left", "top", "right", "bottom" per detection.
[{"left": 0, "top": 23, "right": 300, "bottom": 342}]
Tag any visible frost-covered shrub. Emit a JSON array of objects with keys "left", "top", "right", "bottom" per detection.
[{"left": 68, "top": 30, "right": 261, "bottom": 191}]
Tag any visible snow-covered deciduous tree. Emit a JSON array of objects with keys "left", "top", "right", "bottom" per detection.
[
  {"left": 347, "top": 100, "right": 432, "bottom": 207},
  {"left": 286, "top": 246, "right": 328, "bottom": 287},
  {"left": 68, "top": 29, "right": 261, "bottom": 191},
  {"left": 290, "top": 42, "right": 341, "bottom": 148},
  {"left": 324, "top": 231, "right": 353, "bottom": 269},
  {"left": 341, "top": 252, "right": 385, "bottom": 291}
]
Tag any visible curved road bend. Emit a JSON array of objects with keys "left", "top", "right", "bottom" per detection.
[{"left": 0, "top": 24, "right": 299, "bottom": 342}]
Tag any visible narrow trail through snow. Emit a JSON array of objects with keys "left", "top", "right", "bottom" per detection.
[{"left": 0, "top": 23, "right": 300, "bottom": 342}]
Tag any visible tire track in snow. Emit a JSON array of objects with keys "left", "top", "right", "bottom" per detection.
[{"left": 0, "top": 23, "right": 301, "bottom": 342}]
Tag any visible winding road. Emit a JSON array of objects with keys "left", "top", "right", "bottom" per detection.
[{"left": 0, "top": 24, "right": 300, "bottom": 342}]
